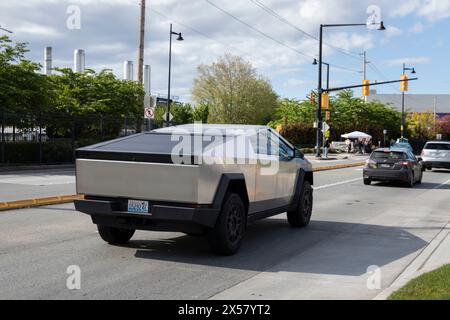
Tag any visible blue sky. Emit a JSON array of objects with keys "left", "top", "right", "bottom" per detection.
[{"left": 0, "top": 0, "right": 449, "bottom": 103}]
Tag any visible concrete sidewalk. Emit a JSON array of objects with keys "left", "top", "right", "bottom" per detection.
[
  {"left": 305, "top": 153, "right": 369, "bottom": 169},
  {"left": 374, "top": 221, "right": 450, "bottom": 300}
]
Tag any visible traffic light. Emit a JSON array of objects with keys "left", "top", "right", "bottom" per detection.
[
  {"left": 321, "top": 92, "right": 329, "bottom": 109},
  {"left": 325, "top": 111, "right": 331, "bottom": 121},
  {"left": 400, "top": 75, "right": 408, "bottom": 92},
  {"left": 362, "top": 80, "right": 370, "bottom": 97}
]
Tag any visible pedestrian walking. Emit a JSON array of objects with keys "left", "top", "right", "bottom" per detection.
[{"left": 324, "top": 138, "right": 331, "bottom": 158}]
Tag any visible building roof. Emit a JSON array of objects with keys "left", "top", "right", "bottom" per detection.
[{"left": 367, "top": 94, "right": 450, "bottom": 114}]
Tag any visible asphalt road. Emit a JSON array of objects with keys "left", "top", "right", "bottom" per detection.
[
  {"left": 0, "top": 167, "right": 449, "bottom": 300},
  {"left": 0, "top": 169, "right": 75, "bottom": 202}
]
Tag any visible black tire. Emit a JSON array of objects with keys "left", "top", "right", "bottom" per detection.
[
  {"left": 207, "top": 193, "right": 246, "bottom": 256},
  {"left": 364, "top": 179, "right": 372, "bottom": 185},
  {"left": 287, "top": 181, "right": 313, "bottom": 228},
  {"left": 407, "top": 172, "right": 415, "bottom": 188},
  {"left": 97, "top": 225, "right": 135, "bottom": 245}
]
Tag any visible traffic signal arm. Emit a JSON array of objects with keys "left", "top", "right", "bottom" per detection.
[{"left": 324, "top": 78, "right": 418, "bottom": 93}]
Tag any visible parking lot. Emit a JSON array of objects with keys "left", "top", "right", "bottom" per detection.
[{"left": 0, "top": 166, "right": 449, "bottom": 299}]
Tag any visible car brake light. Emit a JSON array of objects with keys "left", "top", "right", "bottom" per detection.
[{"left": 397, "top": 161, "right": 410, "bottom": 167}]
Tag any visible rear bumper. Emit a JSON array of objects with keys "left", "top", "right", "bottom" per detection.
[
  {"left": 74, "top": 197, "right": 220, "bottom": 233},
  {"left": 363, "top": 168, "right": 409, "bottom": 182},
  {"left": 421, "top": 161, "right": 450, "bottom": 169}
]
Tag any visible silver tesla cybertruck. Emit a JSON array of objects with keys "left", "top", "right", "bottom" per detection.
[{"left": 74, "top": 124, "right": 314, "bottom": 255}]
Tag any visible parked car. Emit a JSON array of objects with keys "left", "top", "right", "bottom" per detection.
[
  {"left": 420, "top": 141, "right": 450, "bottom": 171},
  {"left": 363, "top": 148, "right": 423, "bottom": 187},
  {"left": 74, "top": 125, "right": 314, "bottom": 255}
]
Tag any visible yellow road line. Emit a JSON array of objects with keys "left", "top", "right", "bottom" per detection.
[
  {"left": 313, "top": 162, "right": 365, "bottom": 172},
  {"left": 0, "top": 195, "right": 84, "bottom": 212}
]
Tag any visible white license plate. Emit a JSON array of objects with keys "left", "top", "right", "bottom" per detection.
[
  {"left": 127, "top": 200, "right": 149, "bottom": 213},
  {"left": 381, "top": 164, "right": 391, "bottom": 168}
]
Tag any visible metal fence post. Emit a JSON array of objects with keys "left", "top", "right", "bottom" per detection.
[
  {"left": 72, "top": 116, "right": 76, "bottom": 162},
  {"left": 1, "top": 108, "right": 5, "bottom": 165},
  {"left": 39, "top": 110, "right": 43, "bottom": 164},
  {"left": 124, "top": 117, "right": 128, "bottom": 136}
]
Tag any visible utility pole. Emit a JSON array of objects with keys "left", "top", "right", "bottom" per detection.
[
  {"left": 434, "top": 96, "right": 437, "bottom": 137},
  {"left": 361, "top": 51, "right": 369, "bottom": 102},
  {"left": 137, "top": 0, "right": 146, "bottom": 84}
]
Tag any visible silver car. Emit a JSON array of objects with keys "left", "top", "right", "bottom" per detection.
[
  {"left": 421, "top": 141, "right": 450, "bottom": 171},
  {"left": 74, "top": 124, "right": 314, "bottom": 255}
]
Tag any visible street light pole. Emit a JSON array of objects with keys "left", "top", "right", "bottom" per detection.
[
  {"left": 315, "top": 21, "right": 385, "bottom": 158},
  {"left": 316, "top": 25, "right": 324, "bottom": 158},
  {"left": 166, "top": 24, "right": 184, "bottom": 127}
]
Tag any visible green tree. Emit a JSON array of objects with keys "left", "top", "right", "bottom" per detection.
[
  {"left": 407, "top": 111, "right": 435, "bottom": 141},
  {"left": 0, "top": 35, "right": 52, "bottom": 128},
  {"left": 47, "top": 68, "right": 144, "bottom": 138},
  {"left": 192, "top": 54, "right": 278, "bottom": 125}
]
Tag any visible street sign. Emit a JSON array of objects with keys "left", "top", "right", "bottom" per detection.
[
  {"left": 322, "top": 122, "right": 330, "bottom": 133},
  {"left": 144, "top": 107, "right": 155, "bottom": 120},
  {"left": 163, "top": 112, "right": 173, "bottom": 122}
]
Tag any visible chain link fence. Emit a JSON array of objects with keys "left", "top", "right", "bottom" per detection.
[{"left": 0, "top": 110, "right": 142, "bottom": 166}]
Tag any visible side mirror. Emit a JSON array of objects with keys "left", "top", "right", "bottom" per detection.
[
  {"left": 295, "top": 148, "right": 304, "bottom": 159},
  {"left": 417, "top": 157, "right": 423, "bottom": 162}
]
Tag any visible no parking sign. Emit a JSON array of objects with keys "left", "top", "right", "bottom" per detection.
[{"left": 144, "top": 107, "right": 155, "bottom": 120}]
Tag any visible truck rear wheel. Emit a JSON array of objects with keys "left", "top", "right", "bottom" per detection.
[
  {"left": 97, "top": 225, "right": 135, "bottom": 245},
  {"left": 287, "top": 181, "right": 313, "bottom": 228},
  {"left": 207, "top": 193, "right": 246, "bottom": 256}
]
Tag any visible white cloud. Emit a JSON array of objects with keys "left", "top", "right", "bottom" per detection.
[
  {"left": 386, "top": 56, "right": 431, "bottom": 66},
  {"left": 14, "top": 22, "right": 62, "bottom": 38},
  {"left": 409, "top": 22, "right": 425, "bottom": 33},
  {"left": 385, "top": 26, "right": 403, "bottom": 38}
]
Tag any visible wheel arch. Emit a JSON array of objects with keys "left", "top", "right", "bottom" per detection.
[{"left": 212, "top": 174, "right": 249, "bottom": 213}]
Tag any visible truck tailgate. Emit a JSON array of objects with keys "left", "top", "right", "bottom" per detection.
[{"left": 76, "top": 159, "right": 199, "bottom": 203}]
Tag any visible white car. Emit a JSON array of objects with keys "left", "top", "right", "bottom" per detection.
[
  {"left": 421, "top": 141, "right": 450, "bottom": 171},
  {"left": 74, "top": 124, "right": 314, "bottom": 255}
]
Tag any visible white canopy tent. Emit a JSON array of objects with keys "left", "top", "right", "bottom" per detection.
[{"left": 341, "top": 131, "right": 372, "bottom": 139}]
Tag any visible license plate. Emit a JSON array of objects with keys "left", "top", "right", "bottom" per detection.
[
  {"left": 380, "top": 164, "right": 391, "bottom": 168},
  {"left": 127, "top": 200, "right": 149, "bottom": 213}
]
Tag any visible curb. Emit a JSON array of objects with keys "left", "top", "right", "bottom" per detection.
[
  {"left": 313, "top": 162, "right": 366, "bottom": 172},
  {"left": 373, "top": 222, "right": 450, "bottom": 300},
  {"left": 0, "top": 195, "right": 84, "bottom": 212},
  {"left": 0, "top": 164, "right": 75, "bottom": 173},
  {"left": 0, "top": 162, "right": 364, "bottom": 212}
]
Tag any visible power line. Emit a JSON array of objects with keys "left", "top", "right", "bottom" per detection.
[
  {"left": 205, "top": 0, "right": 360, "bottom": 74},
  {"left": 205, "top": 0, "right": 312, "bottom": 59},
  {"left": 248, "top": 0, "right": 362, "bottom": 60}
]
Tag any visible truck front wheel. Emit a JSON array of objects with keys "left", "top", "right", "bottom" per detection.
[
  {"left": 207, "top": 193, "right": 246, "bottom": 256},
  {"left": 97, "top": 225, "right": 135, "bottom": 245}
]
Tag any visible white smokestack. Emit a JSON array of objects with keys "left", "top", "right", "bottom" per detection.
[
  {"left": 144, "top": 65, "right": 151, "bottom": 94},
  {"left": 123, "top": 61, "right": 134, "bottom": 80},
  {"left": 74, "top": 49, "right": 85, "bottom": 73},
  {"left": 44, "top": 47, "right": 52, "bottom": 75}
]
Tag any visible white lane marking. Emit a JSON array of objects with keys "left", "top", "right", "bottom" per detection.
[
  {"left": 433, "top": 179, "right": 450, "bottom": 190},
  {"left": 314, "top": 178, "right": 362, "bottom": 190}
]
